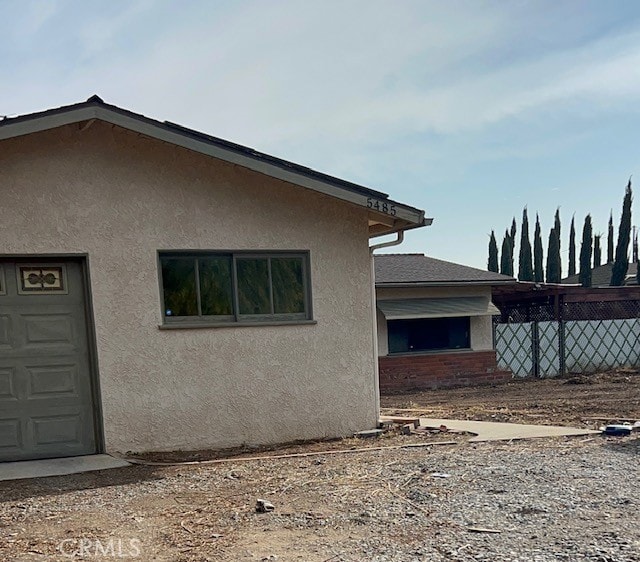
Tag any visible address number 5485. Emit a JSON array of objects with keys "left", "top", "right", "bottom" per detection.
[{"left": 367, "top": 198, "right": 396, "bottom": 216}]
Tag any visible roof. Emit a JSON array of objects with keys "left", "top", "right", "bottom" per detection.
[
  {"left": 562, "top": 262, "right": 638, "bottom": 287},
  {"left": 0, "top": 95, "right": 429, "bottom": 238},
  {"left": 375, "top": 253, "right": 516, "bottom": 286}
]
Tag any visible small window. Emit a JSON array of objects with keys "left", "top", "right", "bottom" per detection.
[
  {"left": 388, "top": 317, "right": 470, "bottom": 353},
  {"left": 159, "top": 251, "right": 311, "bottom": 325},
  {"left": 16, "top": 264, "right": 68, "bottom": 295}
]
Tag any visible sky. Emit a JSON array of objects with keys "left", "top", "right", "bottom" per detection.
[{"left": 2, "top": 0, "right": 640, "bottom": 270}]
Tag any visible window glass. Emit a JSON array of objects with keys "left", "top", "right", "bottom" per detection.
[
  {"left": 199, "top": 256, "right": 233, "bottom": 315},
  {"left": 237, "top": 258, "right": 271, "bottom": 315},
  {"left": 161, "top": 258, "right": 198, "bottom": 316},
  {"left": 272, "top": 257, "right": 305, "bottom": 314},
  {"left": 388, "top": 320, "right": 410, "bottom": 353},
  {"left": 388, "top": 317, "right": 470, "bottom": 353},
  {"left": 447, "top": 317, "right": 470, "bottom": 349}
]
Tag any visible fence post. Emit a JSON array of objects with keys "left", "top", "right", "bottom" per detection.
[
  {"left": 558, "top": 294, "right": 566, "bottom": 376},
  {"left": 531, "top": 321, "right": 540, "bottom": 377}
]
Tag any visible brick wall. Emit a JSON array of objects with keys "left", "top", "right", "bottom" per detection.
[{"left": 379, "top": 350, "right": 512, "bottom": 392}]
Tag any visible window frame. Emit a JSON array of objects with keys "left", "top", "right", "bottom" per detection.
[{"left": 157, "top": 250, "right": 313, "bottom": 328}]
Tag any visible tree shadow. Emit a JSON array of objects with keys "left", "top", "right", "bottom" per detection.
[{"left": 0, "top": 464, "right": 165, "bottom": 503}]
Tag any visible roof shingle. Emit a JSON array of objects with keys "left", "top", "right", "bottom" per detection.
[{"left": 374, "top": 254, "right": 515, "bottom": 285}]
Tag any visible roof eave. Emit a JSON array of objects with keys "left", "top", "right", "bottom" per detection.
[
  {"left": 0, "top": 99, "right": 427, "bottom": 233},
  {"left": 369, "top": 216, "right": 433, "bottom": 238}
]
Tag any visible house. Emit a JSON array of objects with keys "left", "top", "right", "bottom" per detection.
[
  {"left": 374, "top": 254, "right": 515, "bottom": 391},
  {"left": 561, "top": 262, "right": 638, "bottom": 287},
  {"left": 0, "top": 96, "right": 427, "bottom": 462}
]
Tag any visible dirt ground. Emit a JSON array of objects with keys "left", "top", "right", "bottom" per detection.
[
  {"left": 1, "top": 370, "right": 639, "bottom": 561},
  {"left": 381, "top": 368, "right": 640, "bottom": 428}
]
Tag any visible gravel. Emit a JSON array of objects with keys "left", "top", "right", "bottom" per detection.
[{"left": 0, "top": 436, "right": 639, "bottom": 561}]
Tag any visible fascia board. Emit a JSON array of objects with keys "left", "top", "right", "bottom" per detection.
[{"left": 375, "top": 280, "right": 517, "bottom": 288}]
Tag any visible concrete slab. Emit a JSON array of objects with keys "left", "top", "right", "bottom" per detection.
[
  {"left": 419, "top": 418, "right": 601, "bottom": 442},
  {"left": 0, "top": 454, "right": 130, "bottom": 482}
]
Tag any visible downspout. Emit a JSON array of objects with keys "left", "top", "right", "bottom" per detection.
[{"left": 368, "top": 231, "right": 405, "bottom": 425}]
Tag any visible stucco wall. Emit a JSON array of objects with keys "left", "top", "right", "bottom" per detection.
[
  {"left": 470, "top": 315, "right": 494, "bottom": 350},
  {"left": 375, "top": 285, "right": 495, "bottom": 356},
  {"left": 0, "top": 122, "right": 378, "bottom": 453}
]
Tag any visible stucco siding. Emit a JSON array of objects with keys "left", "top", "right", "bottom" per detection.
[
  {"left": 377, "top": 308, "right": 389, "bottom": 356},
  {"left": 375, "top": 285, "right": 495, "bottom": 355},
  {"left": 0, "top": 122, "right": 378, "bottom": 452},
  {"left": 469, "top": 315, "right": 494, "bottom": 351}
]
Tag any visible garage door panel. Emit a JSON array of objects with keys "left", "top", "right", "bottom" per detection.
[
  {"left": 23, "top": 313, "right": 75, "bottom": 347},
  {"left": 0, "top": 314, "right": 12, "bottom": 348},
  {"left": 26, "top": 364, "right": 79, "bottom": 398},
  {"left": 0, "top": 419, "right": 23, "bottom": 451},
  {"left": 0, "top": 368, "right": 18, "bottom": 400},
  {"left": 32, "top": 414, "right": 82, "bottom": 447}
]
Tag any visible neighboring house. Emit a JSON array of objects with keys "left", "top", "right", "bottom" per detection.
[
  {"left": 375, "top": 254, "right": 515, "bottom": 391},
  {"left": 562, "top": 262, "right": 638, "bottom": 287},
  {"left": 0, "top": 96, "right": 427, "bottom": 462}
]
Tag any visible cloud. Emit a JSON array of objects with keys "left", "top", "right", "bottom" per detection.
[
  {"left": 5, "top": 0, "right": 61, "bottom": 47},
  {"left": 4, "top": 1, "right": 640, "bottom": 152},
  {"left": 73, "top": 0, "right": 156, "bottom": 58}
]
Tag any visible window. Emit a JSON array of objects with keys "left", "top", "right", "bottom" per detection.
[
  {"left": 388, "top": 317, "right": 470, "bottom": 353},
  {"left": 17, "top": 264, "right": 68, "bottom": 295},
  {"left": 159, "top": 251, "right": 311, "bottom": 325}
]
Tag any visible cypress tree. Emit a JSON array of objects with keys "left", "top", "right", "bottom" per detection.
[
  {"left": 500, "top": 230, "right": 513, "bottom": 277},
  {"left": 518, "top": 207, "right": 533, "bottom": 281},
  {"left": 556, "top": 225, "right": 562, "bottom": 280},
  {"left": 553, "top": 208, "right": 562, "bottom": 279},
  {"left": 568, "top": 216, "right": 576, "bottom": 276},
  {"left": 637, "top": 240, "right": 640, "bottom": 285},
  {"left": 593, "top": 235, "right": 602, "bottom": 268},
  {"left": 546, "top": 227, "right": 561, "bottom": 283},
  {"left": 510, "top": 217, "right": 517, "bottom": 274},
  {"left": 633, "top": 227, "right": 638, "bottom": 263},
  {"left": 633, "top": 228, "right": 639, "bottom": 286},
  {"left": 488, "top": 231, "right": 499, "bottom": 273},
  {"left": 607, "top": 211, "right": 614, "bottom": 263},
  {"left": 554, "top": 208, "right": 561, "bottom": 249},
  {"left": 533, "top": 213, "right": 544, "bottom": 283},
  {"left": 611, "top": 180, "right": 633, "bottom": 285},
  {"left": 579, "top": 215, "right": 593, "bottom": 287}
]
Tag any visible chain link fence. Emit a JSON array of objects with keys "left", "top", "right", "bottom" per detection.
[{"left": 493, "top": 298, "right": 640, "bottom": 377}]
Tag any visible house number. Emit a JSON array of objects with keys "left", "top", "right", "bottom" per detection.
[{"left": 367, "top": 198, "right": 397, "bottom": 216}]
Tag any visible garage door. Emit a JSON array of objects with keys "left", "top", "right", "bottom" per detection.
[{"left": 0, "top": 260, "right": 97, "bottom": 462}]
